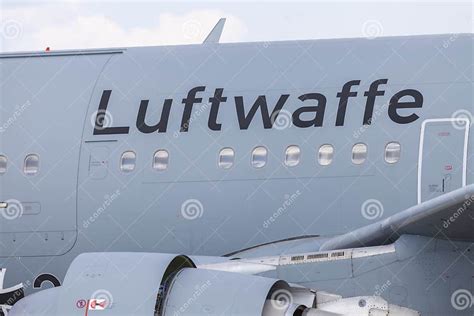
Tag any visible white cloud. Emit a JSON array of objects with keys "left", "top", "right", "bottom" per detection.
[
  {"left": 0, "top": 5, "right": 247, "bottom": 52},
  {"left": 1, "top": 1, "right": 469, "bottom": 52}
]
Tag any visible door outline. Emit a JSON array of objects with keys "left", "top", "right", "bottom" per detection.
[{"left": 417, "top": 118, "right": 470, "bottom": 204}]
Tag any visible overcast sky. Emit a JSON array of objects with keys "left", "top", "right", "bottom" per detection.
[{"left": 0, "top": 1, "right": 472, "bottom": 52}]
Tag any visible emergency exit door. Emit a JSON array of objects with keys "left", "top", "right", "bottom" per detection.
[{"left": 418, "top": 118, "right": 470, "bottom": 203}]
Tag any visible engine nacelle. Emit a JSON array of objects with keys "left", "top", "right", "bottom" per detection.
[
  {"left": 11, "top": 253, "right": 196, "bottom": 315},
  {"left": 10, "top": 253, "right": 300, "bottom": 315},
  {"left": 10, "top": 252, "right": 419, "bottom": 316},
  {"left": 161, "top": 268, "right": 286, "bottom": 315}
]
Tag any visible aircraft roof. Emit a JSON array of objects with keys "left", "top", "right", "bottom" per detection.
[{"left": 1, "top": 33, "right": 472, "bottom": 59}]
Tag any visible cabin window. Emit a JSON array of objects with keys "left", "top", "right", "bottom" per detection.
[
  {"left": 218, "top": 148, "right": 234, "bottom": 169},
  {"left": 385, "top": 142, "right": 401, "bottom": 164},
  {"left": 285, "top": 145, "right": 300, "bottom": 167},
  {"left": 24, "top": 154, "right": 39, "bottom": 175},
  {"left": 352, "top": 143, "right": 368, "bottom": 165},
  {"left": 251, "top": 146, "right": 267, "bottom": 168},
  {"left": 318, "top": 144, "right": 334, "bottom": 166},
  {"left": 120, "top": 151, "right": 136, "bottom": 172},
  {"left": 0, "top": 155, "right": 7, "bottom": 174},
  {"left": 153, "top": 150, "right": 169, "bottom": 171}
]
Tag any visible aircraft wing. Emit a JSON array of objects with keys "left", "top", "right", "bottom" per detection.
[{"left": 320, "top": 184, "right": 474, "bottom": 251}]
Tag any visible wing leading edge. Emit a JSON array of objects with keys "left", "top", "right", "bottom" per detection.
[{"left": 320, "top": 184, "right": 474, "bottom": 251}]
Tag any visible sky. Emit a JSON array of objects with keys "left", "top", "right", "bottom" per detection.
[{"left": 0, "top": 0, "right": 473, "bottom": 52}]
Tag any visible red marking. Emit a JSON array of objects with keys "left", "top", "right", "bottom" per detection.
[
  {"left": 90, "top": 300, "right": 106, "bottom": 309},
  {"left": 76, "top": 299, "right": 86, "bottom": 309},
  {"left": 45, "top": 47, "right": 50, "bottom": 52},
  {"left": 445, "top": 165, "right": 453, "bottom": 171},
  {"left": 85, "top": 300, "right": 89, "bottom": 316},
  {"left": 438, "top": 131, "right": 450, "bottom": 137}
]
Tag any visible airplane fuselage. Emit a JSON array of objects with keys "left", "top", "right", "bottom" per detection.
[{"left": 0, "top": 34, "right": 472, "bottom": 311}]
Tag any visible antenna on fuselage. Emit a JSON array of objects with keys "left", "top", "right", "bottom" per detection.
[{"left": 203, "top": 18, "right": 226, "bottom": 44}]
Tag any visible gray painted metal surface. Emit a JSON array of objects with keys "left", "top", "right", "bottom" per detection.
[{"left": 0, "top": 33, "right": 473, "bottom": 315}]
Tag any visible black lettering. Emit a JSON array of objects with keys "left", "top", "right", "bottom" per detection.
[
  {"left": 180, "top": 86, "right": 206, "bottom": 132},
  {"left": 292, "top": 93, "right": 327, "bottom": 128},
  {"left": 208, "top": 88, "right": 227, "bottom": 131},
  {"left": 336, "top": 80, "right": 360, "bottom": 126},
  {"left": 136, "top": 99, "right": 172, "bottom": 133},
  {"left": 363, "top": 79, "right": 388, "bottom": 125},
  {"left": 93, "top": 90, "right": 130, "bottom": 135},
  {"left": 388, "top": 89, "right": 423, "bottom": 124},
  {"left": 235, "top": 94, "right": 289, "bottom": 129}
]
